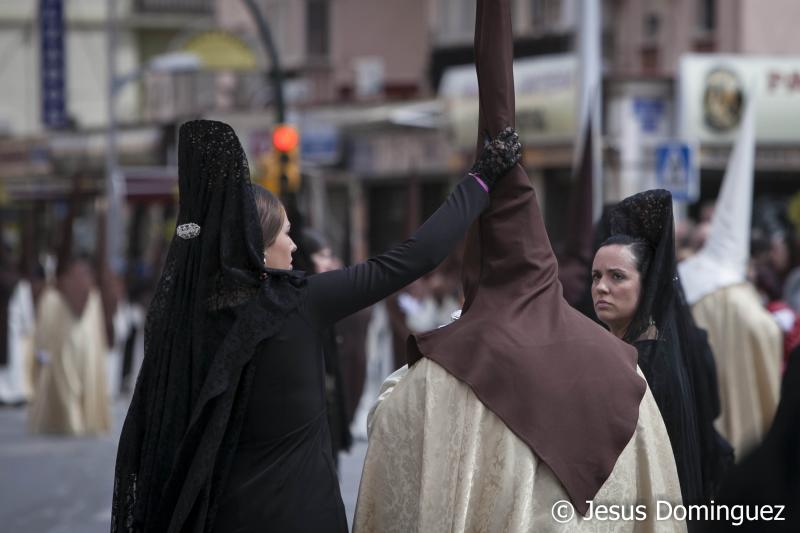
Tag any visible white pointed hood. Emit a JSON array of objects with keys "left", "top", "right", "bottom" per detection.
[{"left": 679, "top": 98, "right": 756, "bottom": 305}]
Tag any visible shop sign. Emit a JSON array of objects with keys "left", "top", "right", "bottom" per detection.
[
  {"left": 349, "top": 130, "right": 454, "bottom": 176},
  {"left": 680, "top": 54, "right": 800, "bottom": 143},
  {"left": 40, "top": 0, "right": 68, "bottom": 128},
  {"left": 299, "top": 120, "right": 340, "bottom": 165},
  {"left": 0, "top": 139, "right": 51, "bottom": 178},
  {"left": 633, "top": 97, "right": 667, "bottom": 134}
]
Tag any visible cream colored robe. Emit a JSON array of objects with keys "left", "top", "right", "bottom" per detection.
[
  {"left": 689, "top": 282, "right": 782, "bottom": 455},
  {"left": 354, "top": 359, "right": 685, "bottom": 533},
  {"left": 29, "top": 287, "right": 111, "bottom": 435}
]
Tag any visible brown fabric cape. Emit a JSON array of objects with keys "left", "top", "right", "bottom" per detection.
[{"left": 406, "top": 0, "right": 646, "bottom": 516}]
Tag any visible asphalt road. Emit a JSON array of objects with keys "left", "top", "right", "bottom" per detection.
[{"left": 0, "top": 400, "right": 368, "bottom": 533}]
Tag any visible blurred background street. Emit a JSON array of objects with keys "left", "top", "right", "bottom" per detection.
[{"left": 0, "top": 0, "right": 799, "bottom": 530}]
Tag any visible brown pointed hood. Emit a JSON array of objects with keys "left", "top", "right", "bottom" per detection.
[{"left": 406, "top": 0, "right": 645, "bottom": 515}]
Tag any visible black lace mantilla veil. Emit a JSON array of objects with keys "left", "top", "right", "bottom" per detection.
[
  {"left": 111, "top": 120, "right": 306, "bottom": 533},
  {"left": 599, "top": 189, "right": 733, "bottom": 506}
]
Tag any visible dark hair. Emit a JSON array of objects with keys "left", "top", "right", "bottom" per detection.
[
  {"left": 252, "top": 184, "right": 286, "bottom": 248},
  {"left": 749, "top": 226, "right": 773, "bottom": 259},
  {"left": 598, "top": 234, "right": 654, "bottom": 279},
  {"left": 300, "top": 229, "right": 329, "bottom": 257},
  {"left": 56, "top": 253, "right": 93, "bottom": 278}
]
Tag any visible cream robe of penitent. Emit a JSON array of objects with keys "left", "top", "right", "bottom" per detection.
[
  {"left": 354, "top": 359, "right": 685, "bottom": 533},
  {"left": 679, "top": 99, "right": 782, "bottom": 457},
  {"left": 29, "top": 287, "right": 111, "bottom": 434},
  {"left": 689, "top": 283, "right": 782, "bottom": 455}
]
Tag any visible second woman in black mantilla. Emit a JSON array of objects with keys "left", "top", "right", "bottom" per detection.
[{"left": 591, "top": 189, "right": 734, "bottom": 513}]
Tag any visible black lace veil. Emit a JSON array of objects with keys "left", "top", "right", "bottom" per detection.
[
  {"left": 603, "top": 191, "right": 676, "bottom": 342},
  {"left": 111, "top": 120, "right": 306, "bottom": 533},
  {"left": 598, "top": 189, "right": 733, "bottom": 505}
]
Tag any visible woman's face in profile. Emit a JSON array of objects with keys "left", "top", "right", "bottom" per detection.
[
  {"left": 591, "top": 244, "right": 642, "bottom": 336},
  {"left": 264, "top": 213, "right": 297, "bottom": 270}
]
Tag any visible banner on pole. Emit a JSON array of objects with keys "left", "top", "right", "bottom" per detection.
[{"left": 40, "top": 0, "right": 68, "bottom": 129}]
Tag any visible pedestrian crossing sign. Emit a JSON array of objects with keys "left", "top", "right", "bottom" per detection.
[{"left": 655, "top": 142, "right": 698, "bottom": 202}]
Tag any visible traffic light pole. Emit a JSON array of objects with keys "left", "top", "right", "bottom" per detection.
[
  {"left": 241, "top": 0, "right": 286, "bottom": 124},
  {"left": 105, "top": 0, "right": 125, "bottom": 272}
]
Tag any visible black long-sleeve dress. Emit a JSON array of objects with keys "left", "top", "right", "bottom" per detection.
[{"left": 212, "top": 177, "right": 488, "bottom": 532}]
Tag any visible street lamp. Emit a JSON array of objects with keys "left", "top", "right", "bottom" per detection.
[{"left": 105, "top": 0, "right": 201, "bottom": 271}]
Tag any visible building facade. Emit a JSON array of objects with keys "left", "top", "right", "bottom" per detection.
[
  {"left": 3, "top": 0, "right": 800, "bottom": 270},
  {"left": 205, "top": 0, "right": 800, "bottom": 259},
  {"left": 0, "top": 0, "right": 214, "bottom": 271},
  {"left": 605, "top": 0, "right": 800, "bottom": 212}
]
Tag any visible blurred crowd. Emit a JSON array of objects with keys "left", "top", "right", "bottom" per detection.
[
  {"left": 0, "top": 197, "right": 467, "bottom": 466},
  {"left": 677, "top": 197, "right": 800, "bottom": 366}
]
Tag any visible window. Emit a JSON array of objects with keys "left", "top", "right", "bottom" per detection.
[
  {"left": 531, "top": 0, "right": 561, "bottom": 31},
  {"left": 697, "top": 0, "right": 716, "bottom": 33},
  {"left": 306, "top": 0, "right": 330, "bottom": 57},
  {"left": 438, "top": 0, "right": 476, "bottom": 43},
  {"left": 643, "top": 12, "right": 660, "bottom": 40},
  {"left": 531, "top": 0, "right": 545, "bottom": 25},
  {"left": 640, "top": 46, "right": 659, "bottom": 74}
]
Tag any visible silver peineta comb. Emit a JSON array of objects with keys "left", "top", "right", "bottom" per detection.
[{"left": 177, "top": 223, "right": 201, "bottom": 240}]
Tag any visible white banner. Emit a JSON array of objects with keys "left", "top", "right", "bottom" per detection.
[{"left": 440, "top": 54, "right": 577, "bottom": 149}]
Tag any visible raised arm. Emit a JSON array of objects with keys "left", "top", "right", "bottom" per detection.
[{"left": 306, "top": 128, "right": 521, "bottom": 327}]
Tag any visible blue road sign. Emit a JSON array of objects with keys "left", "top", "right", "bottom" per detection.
[
  {"left": 300, "top": 122, "right": 340, "bottom": 165},
  {"left": 40, "top": 0, "right": 67, "bottom": 129},
  {"left": 655, "top": 142, "right": 698, "bottom": 202},
  {"left": 633, "top": 97, "right": 665, "bottom": 134}
]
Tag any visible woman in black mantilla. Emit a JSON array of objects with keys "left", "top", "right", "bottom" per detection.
[
  {"left": 110, "top": 119, "right": 520, "bottom": 532},
  {"left": 590, "top": 189, "right": 733, "bottom": 513}
]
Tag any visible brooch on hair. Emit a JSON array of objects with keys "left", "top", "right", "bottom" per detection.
[{"left": 177, "top": 223, "right": 201, "bottom": 240}]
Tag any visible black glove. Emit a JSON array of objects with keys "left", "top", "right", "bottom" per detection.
[{"left": 468, "top": 127, "right": 522, "bottom": 191}]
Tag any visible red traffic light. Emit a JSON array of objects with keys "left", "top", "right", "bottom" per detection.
[{"left": 272, "top": 124, "right": 299, "bottom": 152}]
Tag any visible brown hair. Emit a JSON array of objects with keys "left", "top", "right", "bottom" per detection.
[{"left": 252, "top": 184, "right": 286, "bottom": 247}]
